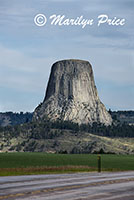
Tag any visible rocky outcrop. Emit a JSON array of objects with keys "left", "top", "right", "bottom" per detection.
[{"left": 33, "top": 59, "right": 112, "bottom": 125}]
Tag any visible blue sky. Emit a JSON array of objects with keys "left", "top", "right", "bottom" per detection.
[{"left": 0, "top": 0, "right": 133, "bottom": 112}]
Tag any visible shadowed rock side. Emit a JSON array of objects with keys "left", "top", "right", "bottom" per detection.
[{"left": 33, "top": 59, "right": 112, "bottom": 125}]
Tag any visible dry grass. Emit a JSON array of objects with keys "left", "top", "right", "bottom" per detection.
[{"left": 0, "top": 165, "right": 96, "bottom": 176}]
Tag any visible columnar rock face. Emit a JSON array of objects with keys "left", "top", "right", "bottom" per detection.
[{"left": 33, "top": 59, "right": 112, "bottom": 125}]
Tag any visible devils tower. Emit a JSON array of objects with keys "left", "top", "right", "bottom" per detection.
[{"left": 33, "top": 59, "right": 112, "bottom": 125}]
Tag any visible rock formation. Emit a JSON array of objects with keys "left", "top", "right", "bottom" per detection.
[{"left": 33, "top": 59, "right": 112, "bottom": 125}]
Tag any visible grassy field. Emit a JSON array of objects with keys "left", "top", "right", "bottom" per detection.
[{"left": 0, "top": 153, "right": 134, "bottom": 176}]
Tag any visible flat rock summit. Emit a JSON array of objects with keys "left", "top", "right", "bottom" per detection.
[{"left": 33, "top": 59, "right": 112, "bottom": 125}]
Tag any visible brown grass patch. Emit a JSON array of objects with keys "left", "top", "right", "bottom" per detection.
[{"left": 0, "top": 165, "right": 97, "bottom": 176}]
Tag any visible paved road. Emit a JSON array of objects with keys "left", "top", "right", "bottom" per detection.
[{"left": 0, "top": 172, "right": 134, "bottom": 200}]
